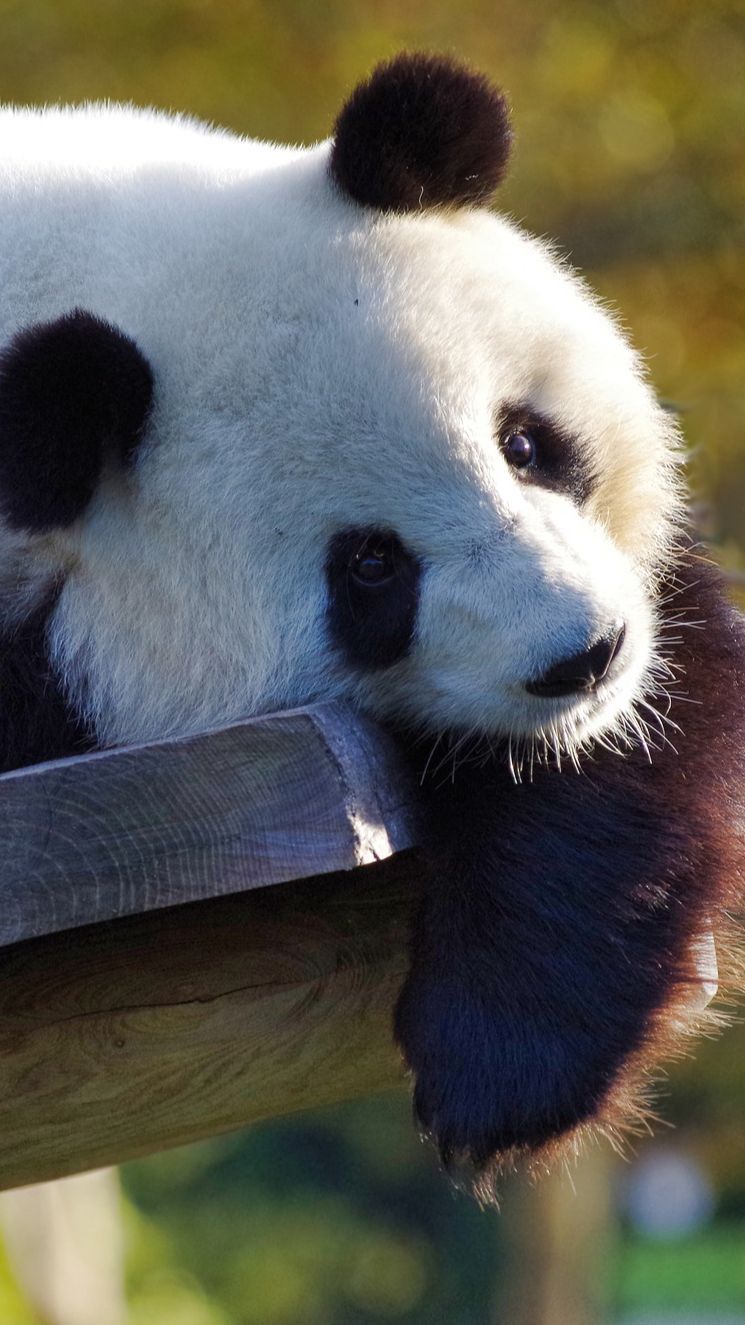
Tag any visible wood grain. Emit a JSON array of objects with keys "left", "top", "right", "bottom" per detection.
[
  {"left": 0, "top": 702, "right": 420, "bottom": 946},
  {"left": 0, "top": 854, "right": 422, "bottom": 1191}
]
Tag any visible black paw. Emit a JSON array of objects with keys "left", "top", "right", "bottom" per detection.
[{"left": 394, "top": 969, "right": 615, "bottom": 1172}]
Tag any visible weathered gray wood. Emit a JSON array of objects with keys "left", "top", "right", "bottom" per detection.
[
  {"left": 0, "top": 855, "right": 421, "bottom": 1191},
  {"left": 0, "top": 702, "right": 420, "bottom": 946}
]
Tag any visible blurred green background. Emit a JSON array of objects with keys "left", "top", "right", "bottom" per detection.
[{"left": 0, "top": 0, "right": 743, "bottom": 1321}]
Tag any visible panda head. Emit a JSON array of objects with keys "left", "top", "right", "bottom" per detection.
[{"left": 0, "top": 53, "right": 682, "bottom": 760}]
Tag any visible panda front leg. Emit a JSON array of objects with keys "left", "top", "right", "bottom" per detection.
[{"left": 394, "top": 552, "right": 745, "bottom": 1187}]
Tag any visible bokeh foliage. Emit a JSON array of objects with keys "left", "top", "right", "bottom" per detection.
[
  {"left": 122, "top": 1094, "right": 500, "bottom": 1325},
  {"left": 0, "top": 0, "right": 743, "bottom": 1320}
]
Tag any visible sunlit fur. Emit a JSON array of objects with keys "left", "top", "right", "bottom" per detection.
[{"left": 0, "top": 101, "right": 681, "bottom": 755}]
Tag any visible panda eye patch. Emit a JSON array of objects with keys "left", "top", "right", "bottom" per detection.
[
  {"left": 497, "top": 405, "right": 596, "bottom": 503},
  {"left": 326, "top": 527, "right": 421, "bottom": 669}
]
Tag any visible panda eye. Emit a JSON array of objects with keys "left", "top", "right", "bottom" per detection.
[
  {"left": 351, "top": 540, "right": 396, "bottom": 585},
  {"left": 496, "top": 405, "right": 596, "bottom": 502},
  {"left": 503, "top": 429, "right": 536, "bottom": 470}
]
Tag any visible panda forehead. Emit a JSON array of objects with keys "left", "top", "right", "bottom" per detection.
[
  {"left": 123, "top": 147, "right": 677, "bottom": 571},
  {"left": 284, "top": 187, "right": 644, "bottom": 431},
  {"left": 128, "top": 142, "right": 647, "bottom": 447},
  {"left": 212, "top": 195, "right": 673, "bottom": 568},
  {"left": 262, "top": 205, "right": 646, "bottom": 481},
  {"left": 134, "top": 165, "right": 673, "bottom": 567}
]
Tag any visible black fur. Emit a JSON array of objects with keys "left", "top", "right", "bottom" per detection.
[
  {"left": 498, "top": 404, "right": 597, "bottom": 505},
  {"left": 394, "top": 549, "right": 745, "bottom": 1184},
  {"left": 326, "top": 527, "right": 422, "bottom": 669},
  {"left": 0, "top": 309, "right": 154, "bottom": 532},
  {"left": 330, "top": 53, "right": 512, "bottom": 213},
  {"left": 0, "top": 590, "right": 93, "bottom": 774}
]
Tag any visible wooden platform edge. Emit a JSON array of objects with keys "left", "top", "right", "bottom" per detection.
[{"left": 0, "top": 701, "right": 421, "bottom": 946}]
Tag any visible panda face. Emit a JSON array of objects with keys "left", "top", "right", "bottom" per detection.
[
  {"left": 0, "top": 65, "right": 681, "bottom": 764},
  {"left": 300, "top": 209, "right": 678, "bottom": 758},
  {"left": 68, "top": 196, "right": 672, "bottom": 756}
]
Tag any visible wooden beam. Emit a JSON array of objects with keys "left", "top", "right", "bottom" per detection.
[
  {"left": 0, "top": 855, "right": 420, "bottom": 1191},
  {"left": 0, "top": 702, "right": 420, "bottom": 946},
  {"left": 0, "top": 702, "right": 424, "bottom": 1189}
]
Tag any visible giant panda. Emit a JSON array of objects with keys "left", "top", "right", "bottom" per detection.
[{"left": 0, "top": 52, "right": 743, "bottom": 1197}]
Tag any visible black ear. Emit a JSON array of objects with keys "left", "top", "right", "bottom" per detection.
[
  {"left": 330, "top": 52, "right": 512, "bottom": 214},
  {"left": 0, "top": 309, "right": 154, "bottom": 532}
]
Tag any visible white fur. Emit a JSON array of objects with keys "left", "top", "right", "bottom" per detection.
[{"left": 0, "top": 102, "right": 683, "bottom": 753}]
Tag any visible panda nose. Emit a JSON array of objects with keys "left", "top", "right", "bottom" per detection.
[{"left": 526, "top": 623, "right": 626, "bottom": 698}]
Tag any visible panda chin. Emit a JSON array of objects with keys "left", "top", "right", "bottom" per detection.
[
  {"left": 515, "top": 632, "right": 660, "bottom": 768},
  {"left": 516, "top": 690, "right": 651, "bottom": 773}
]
